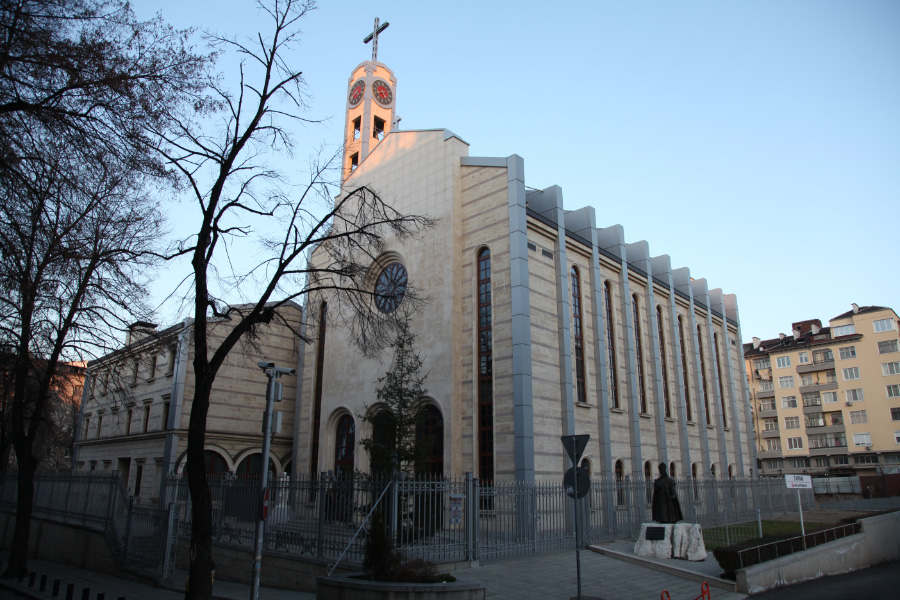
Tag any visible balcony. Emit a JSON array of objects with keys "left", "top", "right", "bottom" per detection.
[
  {"left": 757, "top": 450, "right": 782, "bottom": 460},
  {"left": 809, "top": 446, "right": 847, "bottom": 456},
  {"left": 757, "top": 388, "right": 775, "bottom": 399},
  {"left": 758, "top": 408, "right": 778, "bottom": 418},
  {"left": 802, "top": 404, "right": 824, "bottom": 414},
  {"left": 755, "top": 368, "right": 772, "bottom": 381},
  {"left": 799, "top": 382, "right": 838, "bottom": 394},
  {"left": 797, "top": 360, "right": 835, "bottom": 374},
  {"left": 761, "top": 429, "right": 781, "bottom": 439}
]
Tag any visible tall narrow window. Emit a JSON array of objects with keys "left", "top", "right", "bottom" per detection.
[
  {"left": 633, "top": 295, "right": 647, "bottom": 414},
  {"left": 714, "top": 333, "right": 728, "bottom": 428},
  {"left": 604, "top": 281, "right": 619, "bottom": 409},
  {"left": 657, "top": 306, "right": 671, "bottom": 418},
  {"left": 334, "top": 415, "right": 355, "bottom": 478},
  {"left": 679, "top": 317, "right": 693, "bottom": 421},
  {"left": 310, "top": 302, "right": 327, "bottom": 477},
  {"left": 477, "top": 249, "right": 494, "bottom": 483},
  {"left": 698, "top": 325, "right": 711, "bottom": 426},
  {"left": 417, "top": 405, "right": 445, "bottom": 476},
  {"left": 571, "top": 267, "right": 586, "bottom": 404}
]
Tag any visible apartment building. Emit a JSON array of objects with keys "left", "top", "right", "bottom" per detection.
[{"left": 744, "top": 304, "right": 900, "bottom": 478}]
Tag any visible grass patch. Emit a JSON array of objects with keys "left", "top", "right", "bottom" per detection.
[{"left": 703, "top": 520, "right": 829, "bottom": 550}]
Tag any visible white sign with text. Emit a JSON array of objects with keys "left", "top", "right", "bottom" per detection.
[{"left": 785, "top": 474, "right": 812, "bottom": 489}]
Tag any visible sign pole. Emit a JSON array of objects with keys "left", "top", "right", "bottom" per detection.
[{"left": 797, "top": 488, "right": 806, "bottom": 550}]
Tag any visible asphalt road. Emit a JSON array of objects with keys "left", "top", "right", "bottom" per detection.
[{"left": 752, "top": 560, "right": 900, "bottom": 599}]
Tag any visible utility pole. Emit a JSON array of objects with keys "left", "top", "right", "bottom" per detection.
[{"left": 250, "top": 361, "right": 295, "bottom": 600}]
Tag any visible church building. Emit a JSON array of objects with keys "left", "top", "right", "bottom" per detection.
[{"left": 295, "top": 35, "right": 756, "bottom": 485}]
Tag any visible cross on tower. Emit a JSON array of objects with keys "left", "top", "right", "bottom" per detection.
[{"left": 363, "top": 17, "right": 389, "bottom": 62}]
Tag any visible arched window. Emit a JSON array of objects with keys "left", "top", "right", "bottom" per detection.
[
  {"left": 697, "top": 325, "right": 711, "bottom": 426},
  {"left": 604, "top": 282, "right": 619, "bottom": 409},
  {"left": 728, "top": 464, "right": 735, "bottom": 480},
  {"left": 678, "top": 316, "right": 693, "bottom": 422},
  {"left": 334, "top": 414, "right": 355, "bottom": 478},
  {"left": 416, "top": 404, "right": 444, "bottom": 476},
  {"left": 571, "top": 266, "right": 586, "bottom": 404},
  {"left": 714, "top": 332, "right": 728, "bottom": 428},
  {"left": 235, "top": 453, "right": 276, "bottom": 481},
  {"left": 477, "top": 248, "right": 494, "bottom": 483},
  {"left": 203, "top": 450, "right": 229, "bottom": 476},
  {"left": 615, "top": 459, "right": 625, "bottom": 506},
  {"left": 710, "top": 463, "right": 718, "bottom": 480},
  {"left": 310, "top": 302, "right": 327, "bottom": 477},
  {"left": 691, "top": 462, "right": 700, "bottom": 498},
  {"left": 633, "top": 295, "right": 647, "bottom": 413},
  {"left": 669, "top": 461, "right": 677, "bottom": 479},
  {"left": 644, "top": 460, "right": 653, "bottom": 504},
  {"left": 657, "top": 306, "right": 671, "bottom": 418}
]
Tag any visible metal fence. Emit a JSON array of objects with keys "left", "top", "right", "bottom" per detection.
[
  {"left": 0, "top": 473, "right": 178, "bottom": 581},
  {"left": 813, "top": 476, "right": 861, "bottom": 495},
  {"left": 162, "top": 474, "right": 814, "bottom": 567}
]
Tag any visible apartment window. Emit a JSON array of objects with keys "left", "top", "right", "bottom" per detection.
[
  {"left": 842, "top": 367, "right": 860, "bottom": 381},
  {"left": 813, "top": 349, "right": 834, "bottom": 363},
  {"left": 850, "top": 410, "right": 868, "bottom": 424},
  {"left": 896, "top": 432, "right": 900, "bottom": 445},
  {"left": 763, "top": 418, "right": 778, "bottom": 431},
  {"left": 785, "top": 416, "right": 800, "bottom": 429},
  {"left": 759, "top": 381, "right": 774, "bottom": 392},
  {"left": 833, "top": 324, "right": 855, "bottom": 336},
  {"left": 846, "top": 388, "right": 864, "bottom": 403},
  {"left": 839, "top": 346, "right": 857, "bottom": 360},
  {"left": 789, "top": 458, "right": 809, "bottom": 468},
  {"left": 833, "top": 455, "right": 849, "bottom": 465},
  {"left": 887, "top": 384, "right": 900, "bottom": 398},
  {"left": 760, "top": 400, "right": 776, "bottom": 411},
  {"left": 886, "top": 454, "right": 900, "bottom": 463},
  {"left": 822, "top": 391, "right": 838, "bottom": 404},
  {"left": 814, "top": 457, "right": 829, "bottom": 467},
  {"left": 779, "top": 376, "right": 794, "bottom": 389},
  {"left": 853, "top": 432, "right": 871, "bottom": 446},
  {"left": 776, "top": 356, "right": 791, "bottom": 369},
  {"left": 801, "top": 374, "right": 814, "bottom": 387},
  {"left": 829, "top": 412, "right": 844, "bottom": 426},
  {"left": 892, "top": 407, "right": 900, "bottom": 421},
  {"left": 768, "top": 459, "right": 783, "bottom": 469},
  {"left": 802, "top": 392, "right": 821, "bottom": 407},
  {"left": 787, "top": 437, "right": 803, "bottom": 450},
  {"left": 782, "top": 396, "right": 798, "bottom": 409},
  {"left": 571, "top": 267, "right": 586, "bottom": 404},
  {"left": 805, "top": 413, "right": 825, "bottom": 428},
  {"left": 878, "top": 340, "right": 899, "bottom": 354},
  {"left": 766, "top": 438, "right": 781, "bottom": 451},
  {"left": 855, "top": 454, "right": 878, "bottom": 464},
  {"left": 826, "top": 370, "right": 837, "bottom": 383},
  {"left": 882, "top": 362, "right": 900, "bottom": 376},
  {"left": 798, "top": 352, "right": 809, "bottom": 364},
  {"left": 754, "top": 358, "right": 771, "bottom": 370},
  {"left": 874, "top": 318, "right": 895, "bottom": 333}
]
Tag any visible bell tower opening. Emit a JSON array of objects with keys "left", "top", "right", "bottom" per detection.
[{"left": 342, "top": 17, "right": 397, "bottom": 180}]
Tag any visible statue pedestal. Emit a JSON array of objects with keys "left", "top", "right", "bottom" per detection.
[{"left": 633, "top": 522, "right": 707, "bottom": 561}]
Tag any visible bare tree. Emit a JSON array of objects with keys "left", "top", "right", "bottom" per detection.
[
  {"left": 151, "top": 2, "right": 433, "bottom": 597},
  {"left": 0, "top": 0, "right": 211, "bottom": 579}
]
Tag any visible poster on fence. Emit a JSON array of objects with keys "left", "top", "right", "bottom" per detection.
[{"left": 449, "top": 494, "right": 464, "bottom": 525}]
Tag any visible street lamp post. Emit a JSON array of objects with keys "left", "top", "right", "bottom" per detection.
[{"left": 250, "top": 361, "right": 295, "bottom": 600}]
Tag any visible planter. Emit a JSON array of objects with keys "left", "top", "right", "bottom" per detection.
[{"left": 316, "top": 574, "right": 485, "bottom": 600}]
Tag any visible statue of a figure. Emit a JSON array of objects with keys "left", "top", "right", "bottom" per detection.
[{"left": 651, "top": 463, "right": 683, "bottom": 523}]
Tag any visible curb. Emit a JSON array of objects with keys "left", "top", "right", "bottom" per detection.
[{"left": 587, "top": 544, "right": 738, "bottom": 592}]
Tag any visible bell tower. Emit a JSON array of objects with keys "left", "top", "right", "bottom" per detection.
[{"left": 342, "top": 18, "right": 397, "bottom": 180}]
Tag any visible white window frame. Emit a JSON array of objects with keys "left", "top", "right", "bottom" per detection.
[
  {"left": 833, "top": 324, "right": 855, "bottom": 336},
  {"left": 853, "top": 432, "right": 871, "bottom": 446},
  {"left": 892, "top": 407, "right": 900, "bottom": 421},
  {"left": 776, "top": 356, "right": 791, "bottom": 369},
  {"left": 798, "top": 352, "right": 809, "bottom": 364},
  {"left": 822, "top": 391, "right": 838, "bottom": 404},
  {"left": 839, "top": 346, "right": 856, "bottom": 360},
  {"left": 887, "top": 384, "right": 900, "bottom": 399},
  {"left": 874, "top": 318, "right": 895, "bottom": 333},
  {"left": 883, "top": 362, "right": 900, "bottom": 376},
  {"left": 787, "top": 437, "right": 803, "bottom": 450},
  {"left": 895, "top": 431, "right": 900, "bottom": 444},
  {"left": 846, "top": 388, "right": 864, "bottom": 403},
  {"left": 766, "top": 438, "right": 781, "bottom": 451},
  {"left": 784, "top": 416, "right": 800, "bottom": 430},
  {"left": 842, "top": 367, "right": 860, "bottom": 381},
  {"left": 782, "top": 396, "right": 798, "bottom": 409},
  {"left": 779, "top": 376, "right": 795, "bottom": 389},
  {"left": 850, "top": 410, "right": 868, "bottom": 424},
  {"left": 801, "top": 374, "right": 814, "bottom": 387},
  {"left": 759, "top": 381, "right": 774, "bottom": 392}
]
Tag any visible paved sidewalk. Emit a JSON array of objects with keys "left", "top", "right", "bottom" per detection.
[
  {"left": 451, "top": 548, "right": 749, "bottom": 600},
  {"left": 0, "top": 552, "right": 315, "bottom": 600}
]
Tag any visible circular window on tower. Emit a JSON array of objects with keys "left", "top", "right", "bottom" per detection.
[{"left": 374, "top": 262, "right": 407, "bottom": 314}]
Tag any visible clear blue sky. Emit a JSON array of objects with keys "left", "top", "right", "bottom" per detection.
[{"left": 136, "top": 1, "right": 900, "bottom": 343}]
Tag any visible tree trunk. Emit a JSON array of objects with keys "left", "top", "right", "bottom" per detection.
[
  {"left": 184, "top": 380, "right": 214, "bottom": 599},
  {"left": 4, "top": 448, "right": 36, "bottom": 578}
]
